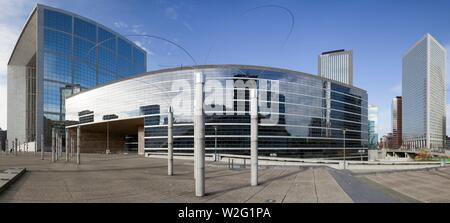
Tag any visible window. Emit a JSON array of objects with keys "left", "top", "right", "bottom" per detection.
[
  {"left": 44, "top": 9, "right": 72, "bottom": 33},
  {"left": 74, "top": 37, "right": 97, "bottom": 64},
  {"left": 74, "top": 18, "right": 97, "bottom": 42},
  {"left": 98, "top": 27, "right": 116, "bottom": 51},
  {"left": 44, "top": 29, "right": 72, "bottom": 56},
  {"left": 73, "top": 61, "right": 96, "bottom": 88},
  {"left": 43, "top": 52, "right": 72, "bottom": 83},
  {"left": 118, "top": 38, "right": 132, "bottom": 58}
]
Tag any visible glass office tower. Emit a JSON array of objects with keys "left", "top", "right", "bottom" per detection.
[
  {"left": 402, "top": 34, "right": 446, "bottom": 150},
  {"left": 7, "top": 4, "right": 147, "bottom": 149}
]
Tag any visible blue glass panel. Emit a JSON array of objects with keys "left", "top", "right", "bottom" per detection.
[
  {"left": 43, "top": 81, "right": 66, "bottom": 114},
  {"left": 117, "top": 59, "right": 132, "bottom": 77},
  {"left": 133, "top": 47, "right": 146, "bottom": 73},
  {"left": 44, "top": 29, "right": 72, "bottom": 56},
  {"left": 43, "top": 52, "right": 72, "bottom": 83},
  {"left": 98, "top": 47, "right": 117, "bottom": 72},
  {"left": 98, "top": 69, "right": 117, "bottom": 85},
  {"left": 74, "top": 18, "right": 96, "bottom": 42},
  {"left": 73, "top": 61, "right": 96, "bottom": 88},
  {"left": 44, "top": 9, "right": 72, "bottom": 33},
  {"left": 118, "top": 38, "right": 132, "bottom": 58},
  {"left": 74, "top": 37, "right": 96, "bottom": 64},
  {"left": 98, "top": 27, "right": 116, "bottom": 51}
]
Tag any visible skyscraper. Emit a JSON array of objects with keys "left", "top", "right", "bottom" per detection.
[
  {"left": 7, "top": 4, "right": 147, "bottom": 150},
  {"left": 402, "top": 34, "right": 446, "bottom": 150},
  {"left": 392, "top": 96, "right": 402, "bottom": 149},
  {"left": 368, "top": 105, "right": 378, "bottom": 149},
  {"left": 318, "top": 49, "right": 353, "bottom": 85}
]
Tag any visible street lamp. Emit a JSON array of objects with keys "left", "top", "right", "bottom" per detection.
[
  {"left": 214, "top": 126, "right": 218, "bottom": 161},
  {"left": 342, "top": 128, "right": 347, "bottom": 169}
]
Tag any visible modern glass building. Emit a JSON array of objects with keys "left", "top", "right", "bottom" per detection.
[
  {"left": 66, "top": 65, "right": 368, "bottom": 159},
  {"left": 402, "top": 34, "right": 446, "bottom": 150},
  {"left": 368, "top": 105, "right": 378, "bottom": 149},
  {"left": 7, "top": 4, "right": 147, "bottom": 150}
]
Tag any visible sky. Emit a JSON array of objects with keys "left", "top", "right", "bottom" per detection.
[{"left": 0, "top": 0, "right": 449, "bottom": 139}]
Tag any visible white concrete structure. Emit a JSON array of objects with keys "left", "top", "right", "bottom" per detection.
[
  {"left": 402, "top": 34, "right": 447, "bottom": 150},
  {"left": 250, "top": 89, "right": 258, "bottom": 186},
  {"left": 194, "top": 72, "right": 205, "bottom": 196},
  {"left": 318, "top": 49, "right": 353, "bottom": 85}
]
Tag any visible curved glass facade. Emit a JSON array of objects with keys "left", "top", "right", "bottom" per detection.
[
  {"left": 42, "top": 8, "right": 147, "bottom": 122},
  {"left": 66, "top": 65, "right": 368, "bottom": 158}
]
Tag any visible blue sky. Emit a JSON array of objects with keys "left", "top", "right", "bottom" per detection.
[{"left": 0, "top": 0, "right": 449, "bottom": 139}]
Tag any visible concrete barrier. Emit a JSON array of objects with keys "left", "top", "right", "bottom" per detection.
[
  {"left": 0, "top": 168, "right": 26, "bottom": 194},
  {"left": 146, "top": 152, "right": 447, "bottom": 171}
]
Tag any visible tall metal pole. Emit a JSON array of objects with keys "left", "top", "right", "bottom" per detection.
[
  {"left": 71, "top": 138, "right": 74, "bottom": 159},
  {"left": 214, "top": 126, "right": 217, "bottom": 161},
  {"left": 194, "top": 72, "right": 205, "bottom": 197},
  {"left": 250, "top": 88, "right": 259, "bottom": 186},
  {"left": 65, "top": 129, "right": 69, "bottom": 162},
  {"left": 77, "top": 125, "right": 81, "bottom": 165},
  {"left": 14, "top": 140, "right": 17, "bottom": 155},
  {"left": 51, "top": 129, "right": 55, "bottom": 163},
  {"left": 168, "top": 106, "right": 174, "bottom": 176},
  {"left": 343, "top": 128, "right": 346, "bottom": 169},
  {"left": 5, "top": 139, "right": 8, "bottom": 155},
  {"left": 41, "top": 134, "right": 44, "bottom": 160},
  {"left": 15, "top": 138, "right": 18, "bottom": 155},
  {"left": 59, "top": 134, "right": 62, "bottom": 158},
  {"left": 55, "top": 132, "right": 59, "bottom": 161},
  {"left": 106, "top": 122, "right": 109, "bottom": 154}
]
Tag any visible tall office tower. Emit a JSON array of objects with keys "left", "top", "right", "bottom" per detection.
[
  {"left": 318, "top": 49, "right": 353, "bottom": 85},
  {"left": 368, "top": 105, "right": 379, "bottom": 149},
  {"left": 7, "top": 4, "right": 147, "bottom": 150},
  {"left": 402, "top": 34, "right": 446, "bottom": 150},
  {"left": 391, "top": 96, "right": 402, "bottom": 149}
]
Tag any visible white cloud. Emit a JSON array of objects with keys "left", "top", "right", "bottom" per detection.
[
  {"left": 130, "top": 24, "right": 147, "bottom": 35},
  {"left": 114, "top": 21, "right": 128, "bottom": 29}
]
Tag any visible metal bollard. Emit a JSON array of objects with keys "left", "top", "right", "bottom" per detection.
[
  {"left": 5, "top": 139, "right": 9, "bottom": 155},
  {"left": 15, "top": 138, "right": 18, "bottom": 156},
  {"left": 52, "top": 128, "right": 55, "bottom": 163},
  {"left": 41, "top": 134, "right": 44, "bottom": 160}
]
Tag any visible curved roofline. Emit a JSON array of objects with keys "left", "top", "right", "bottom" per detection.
[
  {"left": 8, "top": 3, "right": 147, "bottom": 65},
  {"left": 7, "top": 6, "right": 37, "bottom": 65},
  {"left": 37, "top": 4, "right": 146, "bottom": 54},
  {"left": 68, "top": 64, "right": 366, "bottom": 98}
]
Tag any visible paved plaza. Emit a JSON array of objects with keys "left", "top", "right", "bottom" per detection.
[{"left": 0, "top": 153, "right": 449, "bottom": 203}]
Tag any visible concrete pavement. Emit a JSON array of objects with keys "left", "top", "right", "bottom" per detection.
[
  {"left": 0, "top": 154, "right": 351, "bottom": 203},
  {"left": 0, "top": 153, "right": 449, "bottom": 203}
]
